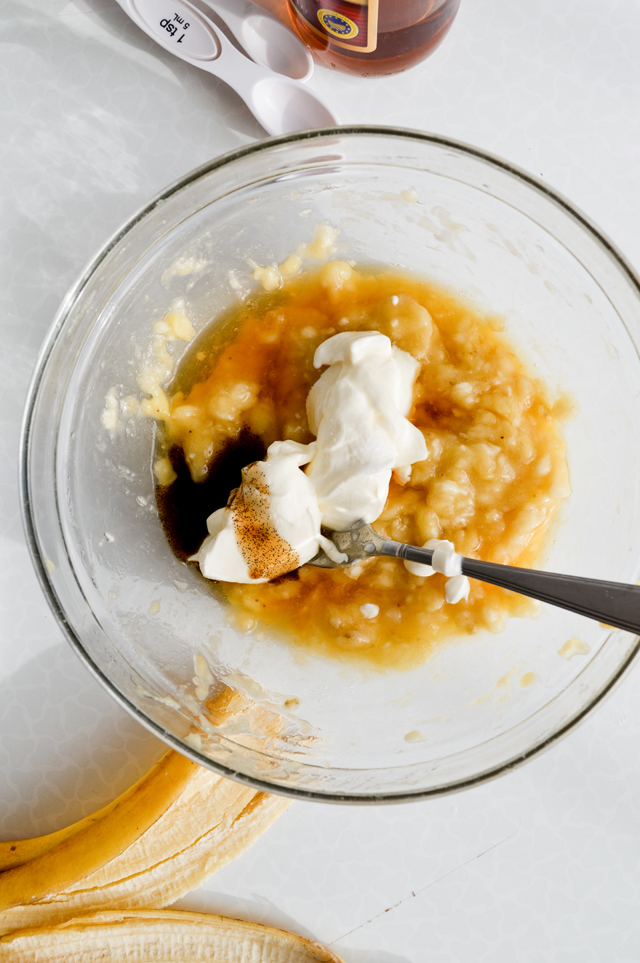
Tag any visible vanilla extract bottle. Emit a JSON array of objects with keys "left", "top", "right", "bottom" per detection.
[{"left": 287, "top": 0, "right": 461, "bottom": 77}]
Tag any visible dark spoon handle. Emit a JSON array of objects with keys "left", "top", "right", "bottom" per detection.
[{"left": 383, "top": 541, "right": 640, "bottom": 635}]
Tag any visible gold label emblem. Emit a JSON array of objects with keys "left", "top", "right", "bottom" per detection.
[{"left": 317, "top": 8, "right": 360, "bottom": 40}]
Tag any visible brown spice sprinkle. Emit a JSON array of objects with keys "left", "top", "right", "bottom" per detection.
[
  {"left": 158, "top": 261, "right": 572, "bottom": 671},
  {"left": 231, "top": 463, "right": 299, "bottom": 581}
]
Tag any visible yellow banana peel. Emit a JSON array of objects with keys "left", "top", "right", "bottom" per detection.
[
  {"left": 0, "top": 751, "right": 198, "bottom": 912},
  {"left": 0, "top": 909, "right": 345, "bottom": 962},
  {"left": 0, "top": 786, "right": 289, "bottom": 934},
  {"left": 0, "top": 758, "right": 174, "bottom": 872},
  {"left": 0, "top": 687, "right": 293, "bottom": 937},
  {"left": 0, "top": 751, "right": 289, "bottom": 936}
]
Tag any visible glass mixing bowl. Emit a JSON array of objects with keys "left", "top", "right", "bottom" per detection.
[{"left": 21, "top": 127, "right": 640, "bottom": 802}]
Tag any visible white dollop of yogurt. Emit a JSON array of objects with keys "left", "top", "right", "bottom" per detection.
[
  {"left": 306, "top": 332, "right": 427, "bottom": 529},
  {"left": 194, "top": 331, "right": 427, "bottom": 584}
]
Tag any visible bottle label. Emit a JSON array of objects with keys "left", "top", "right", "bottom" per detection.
[{"left": 291, "top": 0, "right": 379, "bottom": 53}]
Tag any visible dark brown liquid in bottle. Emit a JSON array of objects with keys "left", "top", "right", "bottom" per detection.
[
  {"left": 156, "top": 430, "right": 266, "bottom": 563},
  {"left": 287, "top": 0, "right": 461, "bottom": 77}
]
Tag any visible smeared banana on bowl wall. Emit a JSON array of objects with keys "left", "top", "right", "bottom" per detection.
[
  {"left": 0, "top": 748, "right": 289, "bottom": 936},
  {"left": 0, "top": 909, "right": 344, "bottom": 962}
]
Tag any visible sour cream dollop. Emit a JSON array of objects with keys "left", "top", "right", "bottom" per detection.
[
  {"left": 193, "top": 332, "right": 427, "bottom": 583},
  {"left": 306, "top": 331, "right": 427, "bottom": 529}
]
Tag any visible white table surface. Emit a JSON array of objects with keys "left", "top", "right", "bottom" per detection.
[{"left": 2, "top": 1, "right": 640, "bottom": 959}]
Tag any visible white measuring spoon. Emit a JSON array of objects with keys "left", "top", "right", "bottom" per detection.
[
  {"left": 116, "top": 0, "right": 338, "bottom": 136},
  {"left": 200, "top": 0, "right": 313, "bottom": 81}
]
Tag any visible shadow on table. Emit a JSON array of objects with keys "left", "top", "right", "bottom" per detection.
[
  {"left": 0, "top": 641, "right": 163, "bottom": 840},
  {"left": 174, "top": 888, "right": 319, "bottom": 940},
  {"left": 173, "top": 889, "right": 413, "bottom": 963},
  {"left": 334, "top": 950, "right": 413, "bottom": 963}
]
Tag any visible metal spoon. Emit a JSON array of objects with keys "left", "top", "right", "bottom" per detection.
[
  {"left": 309, "top": 521, "right": 640, "bottom": 635},
  {"left": 200, "top": 0, "right": 314, "bottom": 81},
  {"left": 115, "top": 0, "right": 337, "bottom": 136}
]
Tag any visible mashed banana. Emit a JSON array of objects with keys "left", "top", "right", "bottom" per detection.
[{"left": 155, "top": 261, "right": 571, "bottom": 670}]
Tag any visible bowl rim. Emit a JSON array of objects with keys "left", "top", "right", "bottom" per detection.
[{"left": 19, "top": 124, "right": 640, "bottom": 804}]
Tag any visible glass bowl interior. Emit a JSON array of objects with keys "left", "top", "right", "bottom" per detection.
[{"left": 22, "top": 128, "right": 640, "bottom": 802}]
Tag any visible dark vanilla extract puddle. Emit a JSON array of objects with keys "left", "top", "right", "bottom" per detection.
[{"left": 157, "top": 429, "right": 266, "bottom": 562}]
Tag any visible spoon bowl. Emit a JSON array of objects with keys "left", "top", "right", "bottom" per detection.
[
  {"left": 202, "top": 0, "right": 314, "bottom": 81},
  {"left": 251, "top": 75, "right": 337, "bottom": 134},
  {"left": 241, "top": 14, "right": 312, "bottom": 80}
]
